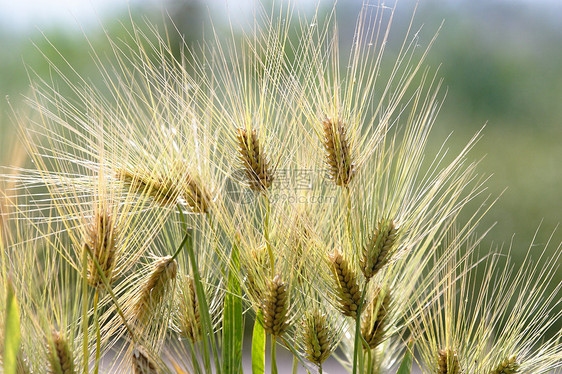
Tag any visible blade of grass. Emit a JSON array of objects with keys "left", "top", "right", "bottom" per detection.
[
  {"left": 252, "top": 311, "right": 266, "bottom": 374},
  {"left": 222, "top": 241, "right": 244, "bottom": 373},
  {"left": 3, "top": 278, "right": 21, "bottom": 374},
  {"left": 396, "top": 339, "right": 414, "bottom": 374}
]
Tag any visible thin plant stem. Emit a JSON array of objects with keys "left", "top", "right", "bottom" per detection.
[
  {"left": 263, "top": 194, "right": 274, "bottom": 276},
  {"left": 93, "top": 289, "right": 101, "bottom": 374},
  {"left": 366, "top": 348, "right": 372, "bottom": 374},
  {"left": 292, "top": 356, "right": 298, "bottom": 374},
  {"left": 271, "top": 336, "right": 278, "bottom": 374},
  {"left": 352, "top": 287, "right": 368, "bottom": 374},
  {"left": 81, "top": 244, "right": 89, "bottom": 374}
]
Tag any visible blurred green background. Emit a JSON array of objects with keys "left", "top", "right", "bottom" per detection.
[{"left": 1, "top": 0, "right": 560, "bottom": 306}]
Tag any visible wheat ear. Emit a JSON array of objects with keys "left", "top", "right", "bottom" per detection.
[
  {"left": 178, "top": 274, "right": 201, "bottom": 342},
  {"left": 488, "top": 355, "right": 520, "bottom": 374},
  {"left": 86, "top": 208, "right": 118, "bottom": 288},
  {"left": 48, "top": 330, "right": 75, "bottom": 374},
  {"left": 360, "top": 219, "right": 398, "bottom": 280},
  {"left": 132, "top": 347, "right": 159, "bottom": 374},
  {"left": 328, "top": 248, "right": 362, "bottom": 318},
  {"left": 437, "top": 348, "right": 461, "bottom": 374},
  {"left": 262, "top": 274, "right": 290, "bottom": 336},
  {"left": 236, "top": 127, "right": 274, "bottom": 191},
  {"left": 301, "top": 309, "right": 332, "bottom": 366},
  {"left": 322, "top": 116, "right": 355, "bottom": 187},
  {"left": 361, "top": 287, "right": 391, "bottom": 350}
]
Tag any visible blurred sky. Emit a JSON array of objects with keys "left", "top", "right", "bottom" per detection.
[{"left": 1, "top": 0, "right": 561, "bottom": 31}]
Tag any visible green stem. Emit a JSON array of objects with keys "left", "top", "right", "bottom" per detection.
[
  {"left": 366, "top": 348, "right": 372, "bottom": 374},
  {"left": 292, "top": 356, "right": 298, "bottom": 374},
  {"left": 81, "top": 245, "right": 89, "bottom": 373},
  {"left": 352, "top": 287, "right": 368, "bottom": 374},
  {"left": 319, "top": 364, "right": 323, "bottom": 374},
  {"left": 271, "top": 336, "right": 278, "bottom": 374},
  {"left": 93, "top": 290, "right": 101, "bottom": 374},
  {"left": 263, "top": 194, "right": 274, "bottom": 276}
]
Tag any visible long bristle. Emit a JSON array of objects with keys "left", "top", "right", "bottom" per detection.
[
  {"left": 236, "top": 127, "right": 274, "bottom": 192},
  {"left": 488, "top": 355, "right": 520, "bottom": 374},
  {"left": 48, "top": 330, "right": 75, "bottom": 374},
  {"left": 361, "top": 287, "right": 391, "bottom": 350},
  {"left": 262, "top": 274, "right": 290, "bottom": 336},
  {"left": 360, "top": 219, "right": 398, "bottom": 280},
  {"left": 437, "top": 348, "right": 461, "bottom": 374},
  {"left": 322, "top": 117, "right": 355, "bottom": 187},
  {"left": 86, "top": 208, "right": 118, "bottom": 288},
  {"left": 328, "top": 248, "right": 362, "bottom": 318}
]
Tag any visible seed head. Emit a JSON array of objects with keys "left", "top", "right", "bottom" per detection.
[
  {"left": 328, "top": 248, "right": 362, "bottom": 318},
  {"left": 86, "top": 208, "right": 118, "bottom": 288},
  {"left": 116, "top": 168, "right": 178, "bottom": 206},
  {"left": 301, "top": 309, "right": 333, "bottom": 366},
  {"left": 437, "top": 348, "right": 461, "bottom": 374},
  {"left": 322, "top": 117, "right": 355, "bottom": 187},
  {"left": 48, "top": 330, "right": 75, "bottom": 374},
  {"left": 177, "top": 275, "right": 201, "bottom": 342},
  {"left": 236, "top": 127, "right": 274, "bottom": 192},
  {"left": 360, "top": 219, "right": 398, "bottom": 280},
  {"left": 133, "top": 256, "right": 178, "bottom": 324},
  {"left": 488, "top": 355, "right": 520, "bottom": 374},
  {"left": 262, "top": 274, "right": 290, "bottom": 336},
  {"left": 361, "top": 287, "right": 391, "bottom": 350},
  {"left": 132, "top": 347, "right": 159, "bottom": 374}
]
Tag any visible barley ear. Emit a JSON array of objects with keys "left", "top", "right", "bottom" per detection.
[
  {"left": 360, "top": 219, "right": 398, "bottom": 280},
  {"left": 236, "top": 127, "right": 274, "bottom": 192},
  {"left": 262, "top": 274, "right": 290, "bottom": 337},
  {"left": 116, "top": 168, "right": 177, "bottom": 206},
  {"left": 133, "top": 256, "right": 178, "bottom": 324},
  {"left": 488, "top": 355, "right": 520, "bottom": 374},
  {"left": 48, "top": 330, "right": 75, "bottom": 374},
  {"left": 360, "top": 287, "right": 391, "bottom": 350},
  {"left": 301, "top": 309, "right": 332, "bottom": 366},
  {"left": 437, "top": 348, "right": 461, "bottom": 374},
  {"left": 322, "top": 116, "right": 355, "bottom": 187},
  {"left": 328, "top": 248, "right": 362, "bottom": 318},
  {"left": 86, "top": 208, "right": 118, "bottom": 288},
  {"left": 183, "top": 173, "right": 211, "bottom": 214},
  {"left": 178, "top": 275, "right": 201, "bottom": 342},
  {"left": 132, "top": 347, "right": 159, "bottom": 374}
]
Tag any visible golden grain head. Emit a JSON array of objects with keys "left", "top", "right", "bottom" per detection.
[
  {"left": 488, "top": 355, "right": 520, "bottom": 374},
  {"left": 262, "top": 274, "right": 290, "bottom": 337},
  {"left": 328, "top": 248, "right": 362, "bottom": 318},
  {"left": 116, "top": 168, "right": 178, "bottom": 206},
  {"left": 301, "top": 309, "right": 333, "bottom": 366},
  {"left": 361, "top": 287, "right": 391, "bottom": 350},
  {"left": 86, "top": 208, "right": 118, "bottom": 288},
  {"left": 133, "top": 256, "right": 178, "bottom": 324},
  {"left": 132, "top": 347, "right": 159, "bottom": 374},
  {"left": 360, "top": 219, "right": 398, "bottom": 280},
  {"left": 236, "top": 127, "right": 274, "bottom": 192},
  {"left": 177, "top": 274, "right": 201, "bottom": 342},
  {"left": 244, "top": 244, "right": 270, "bottom": 302},
  {"left": 322, "top": 116, "right": 355, "bottom": 187},
  {"left": 437, "top": 348, "right": 461, "bottom": 374},
  {"left": 49, "top": 330, "right": 75, "bottom": 374}
]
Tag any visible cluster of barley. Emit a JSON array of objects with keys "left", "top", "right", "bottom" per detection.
[{"left": 1, "top": 1, "right": 561, "bottom": 374}]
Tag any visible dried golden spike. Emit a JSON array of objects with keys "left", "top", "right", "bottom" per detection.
[
  {"left": 244, "top": 244, "right": 269, "bottom": 302},
  {"left": 322, "top": 116, "right": 355, "bottom": 187},
  {"left": 488, "top": 355, "right": 520, "bottom": 374},
  {"left": 116, "top": 168, "right": 178, "bottom": 206},
  {"left": 437, "top": 348, "right": 461, "bottom": 374},
  {"left": 361, "top": 287, "right": 391, "bottom": 350},
  {"left": 178, "top": 275, "right": 201, "bottom": 342},
  {"left": 328, "top": 248, "right": 362, "bottom": 318},
  {"left": 183, "top": 174, "right": 211, "bottom": 214},
  {"left": 86, "top": 208, "right": 118, "bottom": 288},
  {"left": 262, "top": 275, "right": 290, "bottom": 336},
  {"left": 132, "top": 348, "right": 159, "bottom": 374},
  {"left": 48, "top": 330, "right": 75, "bottom": 374},
  {"left": 301, "top": 309, "right": 332, "bottom": 365},
  {"left": 236, "top": 127, "right": 274, "bottom": 191},
  {"left": 360, "top": 219, "right": 398, "bottom": 280},
  {"left": 133, "top": 256, "right": 178, "bottom": 323}
]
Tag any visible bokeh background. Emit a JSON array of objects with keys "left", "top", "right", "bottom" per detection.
[{"left": 1, "top": 0, "right": 561, "bottom": 371}]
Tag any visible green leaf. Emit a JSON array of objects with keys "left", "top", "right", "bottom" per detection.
[
  {"left": 222, "top": 243, "right": 244, "bottom": 373},
  {"left": 251, "top": 312, "right": 266, "bottom": 374},
  {"left": 3, "top": 279, "right": 21, "bottom": 374},
  {"left": 396, "top": 339, "right": 414, "bottom": 374}
]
